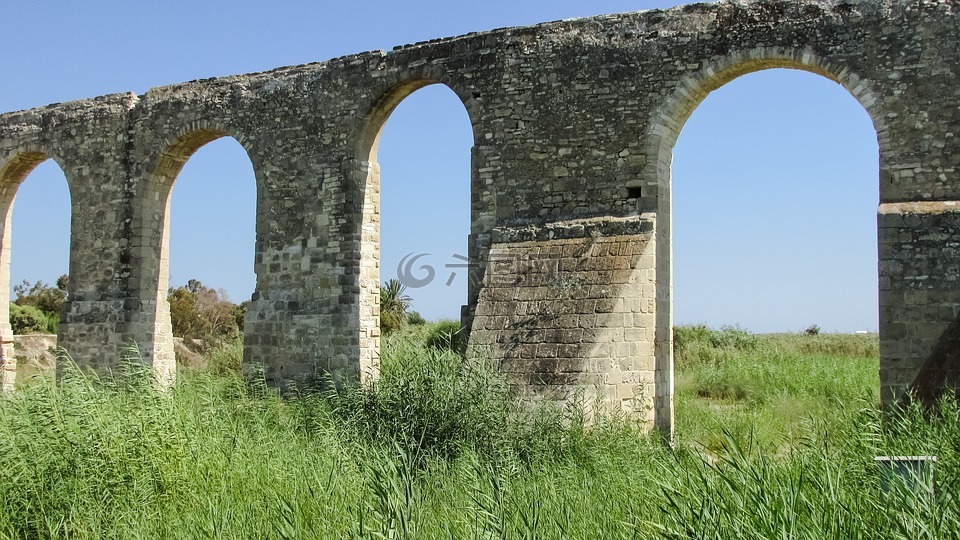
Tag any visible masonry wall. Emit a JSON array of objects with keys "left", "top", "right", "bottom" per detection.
[
  {"left": 0, "top": 0, "right": 958, "bottom": 432},
  {"left": 0, "top": 93, "right": 141, "bottom": 387},
  {"left": 470, "top": 217, "right": 658, "bottom": 425},
  {"left": 879, "top": 202, "right": 960, "bottom": 403}
]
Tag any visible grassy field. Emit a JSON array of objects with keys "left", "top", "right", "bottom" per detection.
[
  {"left": 0, "top": 325, "right": 957, "bottom": 539},
  {"left": 674, "top": 325, "right": 881, "bottom": 454}
]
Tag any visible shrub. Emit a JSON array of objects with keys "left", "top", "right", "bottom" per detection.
[
  {"left": 804, "top": 324, "right": 821, "bottom": 335},
  {"left": 707, "top": 325, "right": 759, "bottom": 350},
  {"left": 674, "top": 324, "right": 758, "bottom": 367},
  {"left": 673, "top": 324, "right": 712, "bottom": 356},
  {"left": 10, "top": 277, "right": 65, "bottom": 334},
  {"left": 9, "top": 303, "right": 50, "bottom": 334},
  {"left": 206, "top": 338, "right": 243, "bottom": 374},
  {"left": 407, "top": 311, "right": 426, "bottom": 326},
  {"left": 168, "top": 279, "right": 240, "bottom": 343},
  {"left": 13, "top": 278, "right": 67, "bottom": 316},
  {"left": 43, "top": 311, "right": 58, "bottom": 334},
  {"left": 424, "top": 320, "right": 465, "bottom": 354},
  {"left": 380, "top": 310, "right": 405, "bottom": 334},
  {"left": 232, "top": 300, "right": 249, "bottom": 332},
  {"left": 330, "top": 338, "right": 512, "bottom": 459}
]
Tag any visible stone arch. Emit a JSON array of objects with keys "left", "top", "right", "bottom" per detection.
[
  {"left": 352, "top": 74, "right": 479, "bottom": 381},
  {"left": 136, "top": 126, "right": 259, "bottom": 384},
  {"left": 353, "top": 71, "right": 482, "bottom": 163},
  {"left": 646, "top": 48, "right": 887, "bottom": 182},
  {"left": 646, "top": 48, "right": 887, "bottom": 436},
  {"left": 0, "top": 149, "right": 72, "bottom": 390}
]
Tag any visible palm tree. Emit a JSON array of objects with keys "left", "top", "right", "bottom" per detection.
[{"left": 380, "top": 278, "right": 412, "bottom": 333}]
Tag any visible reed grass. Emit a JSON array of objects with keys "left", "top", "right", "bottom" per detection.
[{"left": 0, "top": 326, "right": 954, "bottom": 538}]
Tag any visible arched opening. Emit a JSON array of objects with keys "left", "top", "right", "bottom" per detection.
[
  {"left": 651, "top": 55, "right": 885, "bottom": 442},
  {"left": 146, "top": 133, "right": 256, "bottom": 382},
  {"left": 674, "top": 69, "right": 878, "bottom": 332},
  {"left": 0, "top": 154, "right": 71, "bottom": 389},
  {"left": 356, "top": 80, "right": 475, "bottom": 380}
]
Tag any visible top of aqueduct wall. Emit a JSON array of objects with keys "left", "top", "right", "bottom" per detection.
[{"left": 0, "top": 0, "right": 926, "bottom": 119}]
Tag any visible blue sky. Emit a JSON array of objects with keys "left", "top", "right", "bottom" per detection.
[{"left": 1, "top": 1, "right": 878, "bottom": 332}]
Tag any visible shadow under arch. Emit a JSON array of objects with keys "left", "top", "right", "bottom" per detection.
[
  {"left": 646, "top": 48, "right": 887, "bottom": 438},
  {"left": 0, "top": 150, "right": 72, "bottom": 390},
  {"left": 352, "top": 76, "right": 479, "bottom": 382},
  {"left": 136, "top": 127, "right": 259, "bottom": 385}
]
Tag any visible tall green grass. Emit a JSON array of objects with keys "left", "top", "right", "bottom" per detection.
[
  {"left": 0, "top": 326, "right": 955, "bottom": 538},
  {"left": 674, "top": 326, "right": 880, "bottom": 453}
]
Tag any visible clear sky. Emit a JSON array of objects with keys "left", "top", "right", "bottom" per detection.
[{"left": 1, "top": 0, "right": 878, "bottom": 332}]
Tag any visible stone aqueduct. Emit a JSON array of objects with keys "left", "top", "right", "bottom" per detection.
[{"left": 1, "top": 0, "right": 959, "bottom": 433}]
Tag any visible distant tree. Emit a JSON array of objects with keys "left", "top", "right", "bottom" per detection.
[
  {"left": 380, "top": 279, "right": 412, "bottom": 334},
  {"left": 169, "top": 286, "right": 205, "bottom": 339},
  {"left": 168, "top": 280, "right": 240, "bottom": 342},
  {"left": 232, "top": 300, "right": 249, "bottom": 332},
  {"left": 10, "top": 276, "right": 68, "bottom": 334},
  {"left": 14, "top": 276, "right": 67, "bottom": 316},
  {"left": 194, "top": 286, "right": 237, "bottom": 338}
]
